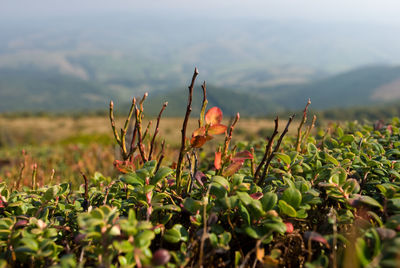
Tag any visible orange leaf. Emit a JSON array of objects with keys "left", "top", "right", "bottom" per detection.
[
  {"left": 205, "top": 107, "right": 223, "bottom": 125},
  {"left": 223, "top": 160, "right": 244, "bottom": 177},
  {"left": 190, "top": 135, "right": 207, "bottom": 148},
  {"left": 232, "top": 150, "right": 253, "bottom": 162},
  {"left": 214, "top": 152, "right": 222, "bottom": 170},
  {"left": 256, "top": 247, "right": 265, "bottom": 262},
  {"left": 205, "top": 135, "right": 214, "bottom": 141},
  {"left": 208, "top": 124, "right": 227, "bottom": 135},
  {"left": 192, "top": 127, "right": 206, "bottom": 137}
]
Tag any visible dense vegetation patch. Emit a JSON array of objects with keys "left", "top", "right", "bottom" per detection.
[{"left": 1, "top": 69, "right": 400, "bottom": 267}]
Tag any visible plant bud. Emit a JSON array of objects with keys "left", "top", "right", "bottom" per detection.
[
  {"left": 152, "top": 249, "right": 170, "bottom": 266},
  {"left": 285, "top": 222, "right": 294, "bottom": 233}
]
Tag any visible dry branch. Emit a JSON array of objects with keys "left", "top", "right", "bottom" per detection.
[{"left": 176, "top": 68, "right": 199, "bottom": 193}]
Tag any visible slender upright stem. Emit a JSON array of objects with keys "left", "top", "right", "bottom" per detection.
[
  {"left": 254, "top": 117, "right": 279, "bottom": 181},
  {"left": 149, "top": 102, "right": 168, "bottom": 160},
  {"left": 176, "top": 68, "right": 199, "bottom": 193},
  {"left": 296, "top": 99, "right": 311, "bottom": 152},
  {"left": 301, "top": 115, "right": 317, "bottom": 151},
  {"left": 259, "top": 115, "right": 295, "bottom": 184},
  {"left": 109, "top": 101, "right": 121, "bottom": 144},
  {"left": 199, "top": 81, "right": 208, "bottom": 128}
]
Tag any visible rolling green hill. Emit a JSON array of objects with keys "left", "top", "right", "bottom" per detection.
[
  {"left": 0, "top": 68, "right": 112, "bottom": 112},
  {"left": 256, "top": 65, "right": 400, "bottom": 110},
  {"left": 1, "top": 65, "right": 400, "bottom": 118}
]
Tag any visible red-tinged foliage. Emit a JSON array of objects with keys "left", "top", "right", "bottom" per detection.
[
  {"left": 113, "top": 160, "right": 135, "bottom": 174},
  {"left": 304, "top": 231, "right": 329, "bottom": 248},
  {"left": 214, "top": 152, "right": 222, "bottom": 170},
  {"left": 223, "top": 160, "right": 244, "bottom": 177},
  {"left": 191, "top": 107, "right": 227, "bottom": 148},
  {"left": 232, "top": 150, "right": 253, "bottom": 162},
  {"left": 207, "top": 124, "right": 227, "bottom": 135},
  {"left": 190, "top": 135, "right": 208, "bottom": 148},
  {"left": 250, "top": 192, "right": 263, "bottom": 200},
  {"left": 192, "top": 127, "right": 206, "bottom": 137},
  {"left": 205, "top": 107, "right": 223, "bottom": 125}
]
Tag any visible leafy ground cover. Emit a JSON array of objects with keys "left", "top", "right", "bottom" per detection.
[{"left": 1, "top": 69, "right": 400, "bottom": 267}]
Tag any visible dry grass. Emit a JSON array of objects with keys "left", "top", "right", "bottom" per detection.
[{"left": 0, "top": 116, "right": 300, "bottom": 147}]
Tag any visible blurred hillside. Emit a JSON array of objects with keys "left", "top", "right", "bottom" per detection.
[{"left": 1, "top": 16, "right": 400, "bottom": 117}]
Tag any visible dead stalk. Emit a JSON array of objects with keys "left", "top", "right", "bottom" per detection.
[
  {"left": 296, "top": 99, "right": 311, "bottom": 152},
  {"left": 81, "top": 172, "right": 89, "bottom": 211},
  {"left": 198, "top": 185, "right": 211, "bottom": 268},
  {"left": 222, "top": 113, "right": 240, "bottom": 157},
  {"left": 301, "top": 115, "right": 317, "bottom": 151},
  {"left": 176, "top": 68, "right": 199, "bottom": 193},
  {"left": 31, "top": 163, "right": 37, "bottom": 190},
  {"left": 254, "top": 117, "right": 279, "bottom": 181},
  {"left": 260, "top": 114, "right": 295, "bottom": 183},
  {"left": 149, "top": 102, "right": 168, "bottom": 160},
  {"left": 199, "top": 81, "right": 208, "bottom": 128}
]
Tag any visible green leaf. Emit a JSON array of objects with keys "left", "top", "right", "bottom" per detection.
[
  {"left": 151, "top": 167, "right": 173, "bottom": 185},
  {"left": 143, "top": 160, "right": 157, "bottom": 175},
  {"left": 183, "top": 198, "right": 202, "bottom": 214},
  {"left": 210, "top": 184, "right": 227, "bottom": 199},
  {"left": 278, "top": 200, "right": 297, "bottom": 217},
  {"left": 243, "top": 226, "right": 261, "bottom": 239},
  {"left": 236, "top": 192, "right": 253, "bottom": 206},
  {"left": 324, "top": 152, "right": 339, "bottom": 166},
  {"left": 164, "top": 228, "right": 181, "bottom": 243},
  {"left": 239, "top": 203, "right": 250, "bottom": 225},
  {"left": 261, "top": 192, "right": 278, "bottom": 211},
  {"left": 274, "top": 152, "right": 291, "bottom": 165},
  {"left": 135, "top": 230, "right": 155, "bottom": 248},
  {"left": 153, "top": 204, "right": 181, "bottom": 212},
  {"left": 120, "top": 173, "right": 144, "bottom": 186},
  {"left": 135, "top": 168, "right": 150, "bottom": 181},
  {"left": 211, "top": 176, "right": 230, "bottom": 192},
  {"left": 282, "top": 187, "right": 302, "bottom": 209},
  {"left": 43, "top": 186, "right": 59, "bottom": 201}
]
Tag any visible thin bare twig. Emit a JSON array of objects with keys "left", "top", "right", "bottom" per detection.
[
  {"left": 149, "top": 102, "right": 168, "bottom": 160},
  {"left": 155, "top": 140, "right": 166, "bottom": 172},
  {"left": 176, "top": 68, "right": 199, "bottom": 193},
  {"left": 135, "top": 93, "right": 149, "bottom": 163},
  {"left": 142, "top": 121, "right": 152, "bottom": 142},
  {"left": 198, "top": 185, "right": 211, "bottom": 268},
  {"left": 199, "top": 81, "right": 208, "bottom": 128},
  {"left": 109, "top": 101, "right": 121, "bottom": 144},
  {"left": 81, "top": 172, "right": 89, "bottom": 211},
  {"left": 296, "top": 99, "right": 311, "bottom": 152},
  {"left": 260, "top": 114, "right": 295, "bottom": 183},
  {"left": 222, "top": 113, "right": 240, "bottom": 157},
  {"left": 301, "top": 115, "right": 317, "bottom": 151},
  {"left": 254, "top": 117, "right": 279, "bottom": 181},
  {"left": 31, "top": 163, "right": 37, "bottom": 190}
]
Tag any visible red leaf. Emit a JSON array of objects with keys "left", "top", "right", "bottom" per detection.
[
  {"left": 304, "top": 231, "right": 329, "bottom": 248},
  {"left": 208, "top": 124, "right": 227, "bottom": 135},
  {"left": 113, "top": 160, "right": 135, "bottom": 174},
  {"left": 214, "top": 152, "right": 222, "bottom": 170},
  {"left": 190, "top": 135, "right": 207, "bottom": 148},
  {"left": 223, "top": 160, "right": 244, "bottom": 177},
  {"left": 250, "top": 192, "right": 263, "bottom": 200},
  {"left": 205, "top": 107, "right": 223, "bottom": 125},
  {"left": 233, "top": 150, "right": 253, "bottom": 162},
  {"left": 192, "top": 127, "right": 206, "bottom": 137}
]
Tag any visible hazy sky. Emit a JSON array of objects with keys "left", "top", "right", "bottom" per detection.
[{"left": 2, "top": 0, "right": 400, "bottom": 25}]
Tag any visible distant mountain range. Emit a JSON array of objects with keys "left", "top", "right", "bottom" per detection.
[{"left": 1, "top": 65, "right": 400, "bottom": 117}]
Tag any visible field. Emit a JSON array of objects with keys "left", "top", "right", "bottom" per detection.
[
  {"left": 0, "top": 115, "right": 297, "bottom": 188},
  {"left": 0, "top": 90, "right": 399, "bottom": 267}
]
